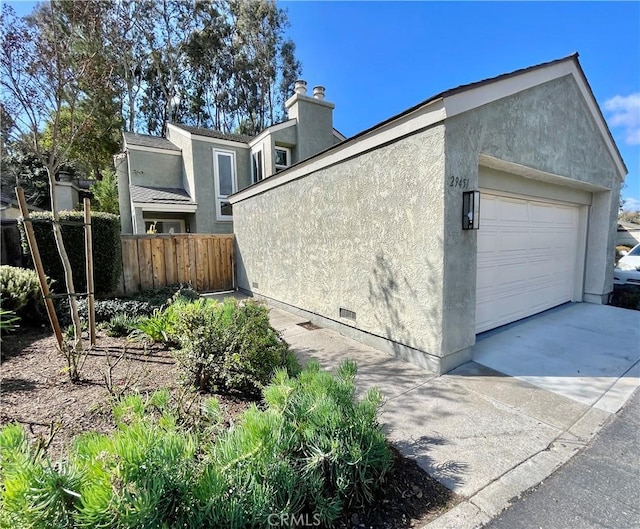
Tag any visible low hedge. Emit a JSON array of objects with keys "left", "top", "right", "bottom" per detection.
[{"left": 20, "top": 211, "right": 121, "bottom": 297}]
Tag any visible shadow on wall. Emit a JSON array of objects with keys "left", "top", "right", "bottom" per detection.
[{"left": 367, "top": 249, "right": 441, "bottom": 357}]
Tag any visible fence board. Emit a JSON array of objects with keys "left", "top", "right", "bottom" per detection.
[
  {"left": 121, "top": 237, "right": 140, "bottom": 293},
  {"left": 164, "top": 237, "right": 178, "bottom": 285},
  {"left": 151, "top": 238, "right": 165, "bottom": 289},
  {"left": 138, "top": 238, "right": 154, "bottom": 291},
  {"left": 119, "top": 234, "right": 234, "bottom": 295}
]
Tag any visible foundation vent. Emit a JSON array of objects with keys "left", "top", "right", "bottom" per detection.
[
  {"left": 252, "top": 281, "right": 259, "bottom": 289},
  {"left": 339, "top": 307, "right": 356, "bottom": 320}
]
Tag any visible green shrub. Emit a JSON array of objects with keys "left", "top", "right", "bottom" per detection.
[
  {"left": 102, "top": 313, "right": 140, "bottom": 337},
  {"left": 0, "top": 265, "right": 48, "bottom": 323},
  {"left": 19, "top": 211, "right": 121, "bottom": 296},
  {"left": 0, "top": 309, "right": 20, "bottom": 338},
  {"left": 0, "top": 363, "right": 391, "bottom": 528},
  {"left": 173, "top": 298, "right": 298, "bottom": 395},
  {"left": 132, "top": 283, "right": 200, "bottom": 307},
  {"left": 132, "top": 304, "right": 182, "bottom": 345},
  {"left": 56, "top": 297, "right": 155, "bottom": 327}
]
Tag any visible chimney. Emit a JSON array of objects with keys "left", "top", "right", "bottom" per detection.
[
  {"left": 313, "top": 86, "right": 325, "bottom": 100},
  {"left": 285, "top": 80, "right": 335, "bottom": 162},
  {"left": 294, "top": 80, "right": 307, "bottom": 95}
]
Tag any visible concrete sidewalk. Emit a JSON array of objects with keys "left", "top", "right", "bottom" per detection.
[{"left": 208, "top": 293, "right": 640, "bottom": 528}]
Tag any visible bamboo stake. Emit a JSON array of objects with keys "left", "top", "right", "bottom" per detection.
[
  {"left": 83, "top": 198, "right": 95, "bottom": 345},
  {"left": 15, "top": 187, "right": 64, "bottom": 348}
]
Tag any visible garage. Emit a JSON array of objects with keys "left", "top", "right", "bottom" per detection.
[{"left": 476, "top": 191, "right": 584, "bottom": 333}]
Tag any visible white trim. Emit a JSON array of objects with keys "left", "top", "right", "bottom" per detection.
[
  {"left": 213, "top": 148, "right": 238, "bottom": 221},
  {"left": 274, "top": 145, "right": 291, "bottom": 172},
  {"left": 144, "top": 218, "right": 186, "bottom": 234},
  {"left": 126, "top": 143, "right": 182, "bottom": 156},
  {"left": 231, "top": 57, "right": 626, "bottom": 204},
  {"left": 231, "top": 99, "right": 447, "bottom": 203},
  {"left": 167, "top": 123, "right": 250, "bottom": 149},
  {"left": 333, "top": 129, "right": 347, "bottom": 141},
  {"left": 251, "top": 146, "right": 265, "bottom": 184},
  {"left": 248, "top": 119, "right": 296, "bottom": 147},
  {"left": 133, "top": 202, "right": 197, "bottom": 213}
]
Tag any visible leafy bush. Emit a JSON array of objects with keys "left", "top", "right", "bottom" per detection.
[
  {"left": 0, "top": 309, "right": 20, "bottom": 338},
  {"left": 132, "top": 304, "right": 182, "bottom": 345},
  {"left": 0, "top": 363, "right": 391, "bottom": 528},
  {"left": 19, "top": 210, "right": 121, "bottom": 296},
  {"left": 173, "top": 298, "right": 298, "bottom": 395},
  {"left": 102, "top": 313, "right": 139, "bottom": 337},
  {"left": 0, "top": 265, "right": 48, "bottom": 323},
  {"left": 56, "top": 297, "right": 155, "bottom": 327},
  {"left": 132, "top": 283, "right": 200, "bottom": 307}
]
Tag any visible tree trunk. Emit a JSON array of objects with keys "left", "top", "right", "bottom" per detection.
[{"left": 47, "top": 166, "right": 84, "bottom": 380}]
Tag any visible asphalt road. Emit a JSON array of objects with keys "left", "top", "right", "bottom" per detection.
[{"left": 484, "top": 387, "right": 640, "bottom": 529}]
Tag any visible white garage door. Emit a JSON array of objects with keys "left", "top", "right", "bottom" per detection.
[{"left": 476, "top": 192, "right": 581, "bottom": 333}]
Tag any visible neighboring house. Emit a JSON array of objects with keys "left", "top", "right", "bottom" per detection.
[
  {"left": 230, "top": 54, "right": 627, "bottom": 375},
  {"left": 617, "top": 221, "right": 640, "bottom": 247},
  {"left": 115, "top": 82, "right": 345, "bottom": 235}
]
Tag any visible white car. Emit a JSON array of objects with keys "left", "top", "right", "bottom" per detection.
[{"left": 614, "top": 244, "right": 640, "bottom": 286}]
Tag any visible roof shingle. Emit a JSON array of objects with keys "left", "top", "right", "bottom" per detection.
[
  {"left": 130, "top": 185, "right": 195, "bottom": 205},
  {"left": 123, "top": 132, "right": 181, "bottom": 152},
  {"left": 170, "top": 123, "right": 252, "bottom": 144}
]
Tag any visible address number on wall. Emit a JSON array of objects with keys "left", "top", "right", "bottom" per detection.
[{"left": 449, "top": 176, "right": 470, "bottom": 189}]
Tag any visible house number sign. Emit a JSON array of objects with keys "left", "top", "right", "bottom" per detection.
[{"left": 449, "top": 176, "right": 470, "bottom": 189}]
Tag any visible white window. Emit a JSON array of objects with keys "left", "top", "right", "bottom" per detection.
[
  {"left": 144, "top": 219, "right": 185, "bottom": 234},
  {"left": 274, "top": 146, "right": 291, "bottom": 172},
  {"left": 251, "top": 148, "right": 264, "bottom": 183},
  {"left": 213, "top": 149, "right": 237, "bottom": 221}
]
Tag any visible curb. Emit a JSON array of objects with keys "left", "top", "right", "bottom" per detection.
[{"left": 421, "top": 406, "right": 611, "bottom": 529}]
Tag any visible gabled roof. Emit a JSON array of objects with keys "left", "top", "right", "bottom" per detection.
[
  {"left": 123, "top": 132, "right": 181, "bottom": 152},
  {"left": 232, "top": 54, "right": 628, "bottom": 203},
  {"left": 170, "top": 124, "right": 253, "bottom": 144},
  {"left": 130, "top": 185, "right": 195, "bottom": 205}
]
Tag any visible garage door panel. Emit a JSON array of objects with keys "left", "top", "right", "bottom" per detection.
[{"left": 476, "top": 192, "right": 581, "bottom": 333}]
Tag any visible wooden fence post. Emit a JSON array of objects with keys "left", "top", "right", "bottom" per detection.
[
  {"left": 15, "top": 187, "right": 64, "bottom": 348},
  {"left": 84, "top": 199, "right": 95, "bottom": 345}
]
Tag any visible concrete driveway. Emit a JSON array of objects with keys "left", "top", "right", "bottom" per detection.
[
  {"left": 472, "top": 303, "right": 640, "bottom": 413},
  {"left": 210, "top": 293, "right": 640, "bottom": 527}
]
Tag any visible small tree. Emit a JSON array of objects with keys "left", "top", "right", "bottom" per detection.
[
  {"left": 1, "top": 3, "right": 116, "bottom": 380},
  {"left": 90, "top": 171, "right": 120, "bottom": 214}
]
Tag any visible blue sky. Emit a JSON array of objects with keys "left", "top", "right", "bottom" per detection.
[
  {"left": 281, "top": 1, "right": 640, "bottom": 211},
  {"left": 7, "top": 1, "right": 640, "bottom": 210}
]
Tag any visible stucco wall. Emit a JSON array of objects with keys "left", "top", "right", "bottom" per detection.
[
  {"left": 443, "top": 74, "right": 621, "bottom": 353},
  {"left": 128, "top": 150, "right": 182, "bottom": 188},
  {"left": 235, "top": 125, "right": 447, "bottom": 366}
]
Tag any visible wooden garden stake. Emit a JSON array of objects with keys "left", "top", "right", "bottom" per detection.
[
  {"left": 15, "top": 186, "right": 64, "bottom": 348},
  {"left": 83, "top": 198, "right": 96, "bottom": 345}
]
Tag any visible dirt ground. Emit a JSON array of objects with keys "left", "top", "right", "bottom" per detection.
[{"left": 0, "top": 327, "right": 459, "bottom": 528}]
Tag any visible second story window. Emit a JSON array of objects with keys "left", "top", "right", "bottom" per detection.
[
  {"left": 251, "top": 148, "right": 264, "bottom": 183},
  {"left": 214, "top": 149, "right": 237, "bottom": 221},
  {"left": 275, "top": 146, "right": 291, "bottom": 172}
]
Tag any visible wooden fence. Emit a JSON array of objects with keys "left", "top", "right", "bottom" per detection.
[{"left": 119, "top": 234, "right": 235, "bottom": 295}]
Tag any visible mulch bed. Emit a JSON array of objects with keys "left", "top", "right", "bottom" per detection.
[{"left": 0, "top": 326, "right": 459, "bottom": 528}]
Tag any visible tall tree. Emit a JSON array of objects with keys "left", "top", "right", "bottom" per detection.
[{"left": 1, "top": 2, "right": 116, "bottom": 378}]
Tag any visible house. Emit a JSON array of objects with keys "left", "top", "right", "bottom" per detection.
[
  {"left": 617, "top": 221, "right": 640, "bottom": 247},
  {"left": 229, "top": 54, "right": 627, "bottom": 375},
  {"left": 114, "top": 82, "right": 345, "bottom": 235}
]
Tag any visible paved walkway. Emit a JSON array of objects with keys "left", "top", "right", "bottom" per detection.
[{"left": 207, "top": 293, "right": 640, "bottom": 528}]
